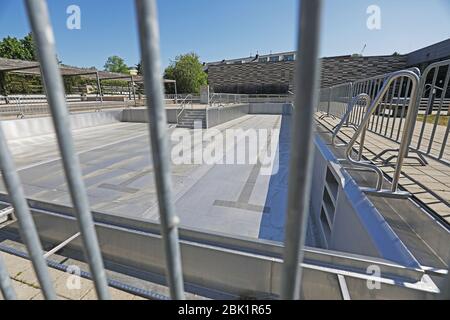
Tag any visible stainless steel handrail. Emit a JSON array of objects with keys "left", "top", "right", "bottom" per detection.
[
  {"left": 332, "top": 93, "right": 371, "bottom": 150},
  {"left": 345, "top": 70, "right": 420, "bottom": 194},
  {"left": 176, "top": 93, "right": 193, "bottom": 122}
]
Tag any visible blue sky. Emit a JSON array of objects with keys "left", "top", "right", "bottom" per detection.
[{"left": 0, "top": 0, "right": 449, "bottom": 70}]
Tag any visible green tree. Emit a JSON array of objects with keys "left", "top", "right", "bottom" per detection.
[
  {"left": 0, "top": 33, "right": 36, "bottom": 61},
  {"left": 20, "top": 33, "right": 36, "bottom": 60},
  {"left": 104, "top": 55, "right": 129, "bottom": 74},
  {"left": 163, "top": 53, "right": 207, "bottom": 94}
]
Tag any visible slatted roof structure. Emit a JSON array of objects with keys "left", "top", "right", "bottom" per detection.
[
  {"left": 0, "top": 57, "right": 177, "bottom": 83},
  {"left": 0, "top": 57, "right": 177, "bottom": 98},
  {"left": 0, "top": 57, "right": 143, "bottom": 80}
]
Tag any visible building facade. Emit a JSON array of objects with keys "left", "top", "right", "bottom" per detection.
[{"left": 206, "top": 38, "right": 450, "bottom": 93}]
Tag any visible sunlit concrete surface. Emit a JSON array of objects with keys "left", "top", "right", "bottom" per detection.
[
  {"left": 0, "top": 114, "right": 311, "bottom": 243},
  {"left": 0, "top": 251, "right": 145, "bottom": 300}
]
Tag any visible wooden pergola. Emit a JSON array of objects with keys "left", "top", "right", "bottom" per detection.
[{"left": 0, "top": 57, "right": 177, "bottom": 102}]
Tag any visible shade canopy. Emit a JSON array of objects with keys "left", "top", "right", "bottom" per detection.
[{"left": 0, "top": 57, "right": 171, "bottom": 83}]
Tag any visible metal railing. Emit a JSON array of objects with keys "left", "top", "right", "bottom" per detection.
[
  {"left": 319, "top": 60, "right": 450, "bottom": 165},
  {"left": 325, "top": 83, "right": 354, "bottom": 119},
  {"left": 209, "top": 93, "right": 250, "bottom": 106},
  {"left": 331, "top": 94, "right": 371, "bottom": 157},
  {"left": 320, "top": 70, "right": 422, "bottom": 197},
  {"left": 0, "top": 0, "right": 186, "bottom": 300},
  {"left": 1, "top": 0, "right": 448, "bottom": 302},
  {"left": 246, "top": 94, "right": 295, "bottom": 103},
  {"left": 343, "top": 71, "right": 420, "bottom": 196},
  {"left": 0, "top": 0, "right": 322, "bottom": 300},
  {"left": 135, "top": 0, "right": 185, "bottom": 299},
  {"left": 280, "top": 0, "right": 322, "bottom": 299},
  {"left": 0, "top": 94, "right": 133, "bottom": 118},
  {"left": 412, "top": 60, "right": 450, "bottom": 163},
  {"left": 176, "top": 94, "right": 193, "bottom": 123}
]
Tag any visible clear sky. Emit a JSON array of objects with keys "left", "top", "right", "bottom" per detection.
[{"left": 0, "top": 0, "right": 449, "bottom": 70}]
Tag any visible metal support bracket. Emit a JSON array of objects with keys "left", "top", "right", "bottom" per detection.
[
  {"left": 372, "top": 148, "right": 428, "bottom": 166},
  {"left": 362, "top": 188, "right": 411, "bottom": 199},
  {"left": 43, "top": 232, "right": 80, "bottom": 259}
]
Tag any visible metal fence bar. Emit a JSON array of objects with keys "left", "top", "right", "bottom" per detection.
[
  {"left": 24, "top": 0, "right": 110, "bottom": 300},
  {"left": 425, "top": 67, "right": 450, "bottom": 155},
  {"left": 0, "top": 252, "right": 16, "bottom": 300},
  {"left": 135, "top": 0, "right": 185, "bottom": 300},
  {"left": 439, "top": 117, "right": 450, "bottom": 160},
  {"left": 281, "top": 0, "right": 322, "bottom": 300},
  {"left": 319, "top": 59, "right": 450, "bottom": 165},
  {"left": 0, "top": 124, "right": 56, "bottom": 299},
  {"left": 332, "top": 94, "right": 370, "bottom": 148},
  {"left": 389, "top": 74, "right": 420, "bottom": 191},
  {"left": 416, "top": 68, "right": 439, "bottom": 150},
  {"left": 396, "top": 79, "right": 411, "bottom": 141},
  {"left": 390, "top": 77, "right": 404, "bottom": 139}
]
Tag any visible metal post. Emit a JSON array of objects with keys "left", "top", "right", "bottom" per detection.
[
  {"left": 390, "top": 73, "right": 420, "bottom": 192},
  {"left": 135, "top": 0, "right": 185, "bottom": 299},
  {"left": 326, "top": 86, "right": 332, "bottom": 116},
  {"left": 24, "top": 0, "right": 110, "bottom": 300},
  {"left": 0, "top": 125, "right": 56, "bottom": 299},
  {"left": 95, "top": 72, "right": 103, "bottom": 103},
  {"left": 0, "top": 253, "right": 16, "bottom": 300},
  {"left": 130, "top": 75, "right": 136, "bottom": 106},
  {"left": 281, "top": 0, "right": 322, "bottom": 300},
  {"left": 344, "top": 83, "right": 353, "bottom": 126},
  {"left": 0, "top": 71, "right": 9, "bottom": 104},
  {"left": 174, "top": 81, "right": 178, "bottom": 105}
]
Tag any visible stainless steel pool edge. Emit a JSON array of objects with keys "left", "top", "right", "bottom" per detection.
[
  {"left": 315, "top": 120, "right": 450, "bottom": 267},
  {"left": 0, "top": 194, "right": 442, "bottom": 299},
  {"left": 311, "top": 135, "right": 421, "bottom": 269}
]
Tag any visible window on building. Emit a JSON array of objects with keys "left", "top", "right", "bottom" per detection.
[
  {"left": 269, "top": 56, "right": 279, "bottom": 62},
  {"left": 283, "top": 54, "right": 295, "bottom": 61},
  {"left": 258, "top": 57, "right": 268, "bottom": 63}
]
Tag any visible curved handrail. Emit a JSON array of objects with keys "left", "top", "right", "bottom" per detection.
[
  {"left": 345, "top": 70, "right": 420, "bottom": 193},
  {"left": 176, "top": 94, "right": 193, "bottom": 121},
  {"left": 332, "top": 93, "right": 370, "bottom": 149}
]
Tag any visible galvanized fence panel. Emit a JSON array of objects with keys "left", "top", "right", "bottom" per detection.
[
  {"left": 281, "top": 0, "right": 322, "bottom": 300},
  {"left": 328, "top": 82, "right": 353, "bottom": 118},
  {"left": 317, "top": 87, "right": 331, "bottom": 113},
  {"left": 0, "top": 0, "right": 448, "bottom": 301},
  {"left": 412, "top": 60, "right": 450, "bottom": 163},
  {"left": 25, "top": 0, "right": 111, "bottom": 299},
  {"left": 321, "top": 70, "right": 419, "bottom": 197},
  {"left": 135, "top": 0, "right": 185, "bottom": 299}
]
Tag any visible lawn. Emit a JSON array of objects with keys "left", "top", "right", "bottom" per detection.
[{"left": 416, "top": 114, "right": 449, "bottom": 126}]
